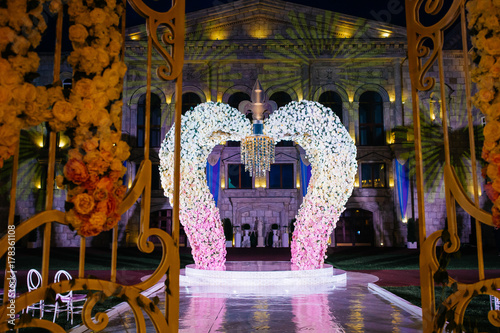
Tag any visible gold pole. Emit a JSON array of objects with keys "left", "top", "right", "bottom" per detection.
[
  {"left": 3, "top": 139, "right": 19, "bottom": 304},
  {"left": 42, "top": 8, "right": 64, "bottom": 288},
  {"left": 79, "top": 237, "right": 85, "bottom": 278},
  {"left": 168, "top": 75, "right": 182, "bottom": 331},
  {"left": 460, "top": 4, "right": 484, "bottom": 280}
]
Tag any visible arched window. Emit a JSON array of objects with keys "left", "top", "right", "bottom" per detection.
[
  {"left": 181, "top": 92, "right": 202, "bottom": 115},
  {"left": 270, "top": 91, "right": 292, "bottom": 108},
  {"left": 319, "top": 91, "right": 343, "bottom": 123},
  {"left": 137, "top": 93, "right": 162, "bottom": 148},
  {"left": 228, "top": 92, "right": 250, "bottom": 110},
  {"left": 227, "top": 92, "right": 250, "bottom": 146},
  {"left": 271, "top": 91, "right": 293, "bottom": 146},
  {"left": 359, "top": 91, "right": 384, "bottom": 146}
]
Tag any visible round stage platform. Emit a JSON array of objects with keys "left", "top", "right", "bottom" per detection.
[{"left": 180, "top": 261, "right": 346, "bottom": 294}]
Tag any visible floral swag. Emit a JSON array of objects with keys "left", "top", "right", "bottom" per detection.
[
  {"left": 160, "top": 100, "right": 357, "bottom": 270},
  {"left": 0, "top": 0, "right": 130, "bottom": 237}
]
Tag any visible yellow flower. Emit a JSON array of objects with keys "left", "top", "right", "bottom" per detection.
[
  {"left": 12, "top": 35, "right": 30, "bottom": 55},
  {"left": 90, "top": 8, "right": 107, "bottom": 25},
  {"left": 0, "top": 26, "right": 15, "bottom": 51},
  {"left": 488, "top": 163, "right": 499, "bottom": 180},
  {"left": 47, "top": 86, "right": 64, "bottom": 105},
  {"left": 73, "top": 193, "right": 95, "bottom": 215},
  {"left": 27, "top": 30, "right": 41, "bottom": 48},
  {"left": 484, "top": 120, "right": 500, "bottom": 142},
  {"left": 0, "top": 70, "right": 22, "bottom": 87},
  {"left": 69, "top": 23, "right": 88, "bottom": 44},
  {"left": 479, "top": 55, "right": 495, "bottom": 70},
  {"left": 74, "top": 78, "right": 96, "bottom": 98},
  {"left": 53, "top": 100, "right": 77, "bottom": 123},
  {"left": 49, "top": 0, "right": 63, "bottom": 14},
  {"left": 478, "top": 88, "right": 495, "bottom": 103},
  {"left": 96, "top": 47, "right": 110, "bottom": 69},
  {"left": 0, "top": 86, "right": 12, "bottom": 105},
  {"left": 485, "top": 36, "right": 500, "bottom": 55},
  {"left": 93, "top": 91, "right": 109, "bottom": 109},
  {"left": 115, "top": 141, "right": 130, "bottom": 161},
  {"left": 0, "top": 123, "right": 18, "bottom": 147}
]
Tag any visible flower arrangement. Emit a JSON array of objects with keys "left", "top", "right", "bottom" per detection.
[
  {"left": 56, "top": 0, "right": 130, "bottom": 237},
  {"left": 159, "top": 102, "right": 250, "bottom": 269},
  {"left": 265, "top": 101, "right": 357, "bottom": 269},
  {"left": 0, "top": 0, "right": 50, "bottom": 167},
  {"left": 468, "top": 0, "right": 500, "bottom": 227},
  {"left": 160, "top": 100, "right": 356, "bottom": 270},
  {"left": 0, "top": 0, "right": 130, "bottom": 237}
]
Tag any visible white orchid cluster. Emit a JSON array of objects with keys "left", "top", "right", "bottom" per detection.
[
  {"left": 265, "top": 100, "right": 357, "bottom": 269},
  {"left": 159, "top": 102, "right": 250, "bottom": 269}
]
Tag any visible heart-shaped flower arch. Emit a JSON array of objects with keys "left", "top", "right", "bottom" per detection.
[{"left": 160, "top": 100, "right": 357, "bottom": 270}]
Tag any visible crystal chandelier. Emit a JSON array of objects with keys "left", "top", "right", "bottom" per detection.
[{"left": 240, "top": 80, "right": 276, "bottom": 178}]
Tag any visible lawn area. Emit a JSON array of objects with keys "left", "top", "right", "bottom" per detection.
[{"left": 324, "top": 245, "right": 500, "bottom": 270}]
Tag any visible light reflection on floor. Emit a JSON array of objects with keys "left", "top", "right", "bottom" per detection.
[{"left": 74, "top": 271, "right": 423, "bottom": 333}]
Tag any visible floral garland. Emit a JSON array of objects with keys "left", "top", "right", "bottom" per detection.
[
  {"left": 0, "top": 0, "right": 129, "bottom": 237},
  {"left": 468, "top": 0, "right": 500, "bottom": 227},
  {"left": 0, "top": 0, "right": 51, "bottom": 167},
  {"left": 160, "top": 100, "right": 356, "bottom": 270},
  {"left": 159, "top": 102, "right": 250, "bottom": 269},
  {"left": 57, "top": 0, "right": 129, "bottom": 237},
  {"left": 265, "top": 101, "right": 357, "bottom": 269}
]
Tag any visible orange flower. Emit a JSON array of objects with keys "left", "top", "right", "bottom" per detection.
[
  {"left": 53, "top": 100, "right": 77, "bottom": 123},
  {"left": 64, "top": 158, "right": 90, "bottom": 184},
  {"left": 69, "top": 23, "right": 88, "bottom": 44},
  {"left": 90, "top": 8, "right": 107, "bottom": 25},
  {"left": 114, "top": 185, "right": 127, "bottom": 199},
  {"left": 74, "top": 78, "right": 96, "bottom": 98},
  {"left": 484, "top": 121, "right": 500, "bottom": 142},
  {"left": 103, "top": 213, "right": 120, "bottom": 231},
  {"left": 79, "top": 222, "right": 102, "bottom": 237},
  {"left": 89, "top": 211, "right": 107, "bottom": 227},
  {"left": 73, "top": 193, "right": 95, "bottom": 215}
]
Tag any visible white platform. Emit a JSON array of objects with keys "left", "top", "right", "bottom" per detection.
[{"left": 180, "top": 261, "right": 346, "bottom": 294}]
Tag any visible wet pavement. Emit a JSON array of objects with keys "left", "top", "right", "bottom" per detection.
[{"left": 71, "top": 265, "right": 423, "bottom": 333}]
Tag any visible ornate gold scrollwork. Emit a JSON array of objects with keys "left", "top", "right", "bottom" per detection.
[
  {"left": 127, "top": 0, "right": 185, "bottom": 81},
  {"left": 406, "top": 0, "right": 462, "bottom": 91}
]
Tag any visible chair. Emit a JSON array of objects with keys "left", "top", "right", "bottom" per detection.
[
  {"left": 24, "top": 269, "right": 44, "bottom": 318},
  {"left": 51, "top": 270, "right": 86, "bottom": 325}
]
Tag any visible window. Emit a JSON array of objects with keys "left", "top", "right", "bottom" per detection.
[
  {"left": 359, "top": 91, "right": 384, "bottom": 146},
  {"left": 228, "top": 92, "right": 250, "bottom": 110},
  {"left": 270, "top": 91, "right": 292, "bottom": 108},
  {"left": 227, "top": 164, "right": 252, "bottom": 189},
  {"left": 226, "top": 92, "right": 251, "bottom": 146},
  {"left": 181, "top": 92, "right": 201, "bottom": 115},
  {"left": 271, "top": 92, "right": 293, "bottom": 146},
  {"left": 137, "top": 93, "right": 162, "bottom": 148},
  {"left": 269, "top": 164, "right": 294, "bottom": 189},
  {"left": 361, "top": 163, "right": 386, "bottom": 188},
  {"left": 319, "top": 91, "right": 343, "bottom": 123}
]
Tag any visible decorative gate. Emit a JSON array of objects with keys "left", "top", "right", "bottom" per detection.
[
  {"left": 406, "top": 0, "right": 500, "bottom": 331},
  {"left": 0, "top": 0, "right": 185, "bottom": 331}
]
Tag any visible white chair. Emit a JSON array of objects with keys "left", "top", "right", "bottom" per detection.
[
  {"left": 24, "top": 269, "right": 44, "bottom": 318},
  {"left": 51, "top": 270, "right": 86, "bottom": 325}
]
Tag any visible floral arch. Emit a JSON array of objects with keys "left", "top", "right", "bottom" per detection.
[{"left": 160, "top": 100, "right": 357, "bottom": 270}]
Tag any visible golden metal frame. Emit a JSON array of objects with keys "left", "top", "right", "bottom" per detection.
[
  {"left": 0, "top": 0, "right": 185, "bottom": 331},
  {"left": 406, "top": 0, "right": 499, "bottom": 331}
]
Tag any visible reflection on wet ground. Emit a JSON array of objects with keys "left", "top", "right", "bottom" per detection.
[{"left": 72, "top": 270, "right": 423, "bottom": 332}]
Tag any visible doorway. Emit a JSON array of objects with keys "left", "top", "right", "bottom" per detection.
[{"left": 335, "top": 208, "right": 374, "bottom": 246}]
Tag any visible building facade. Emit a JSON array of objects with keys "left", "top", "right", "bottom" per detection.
[{"left": 5, "top": 0, "right": 487, "bottom": 248}]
